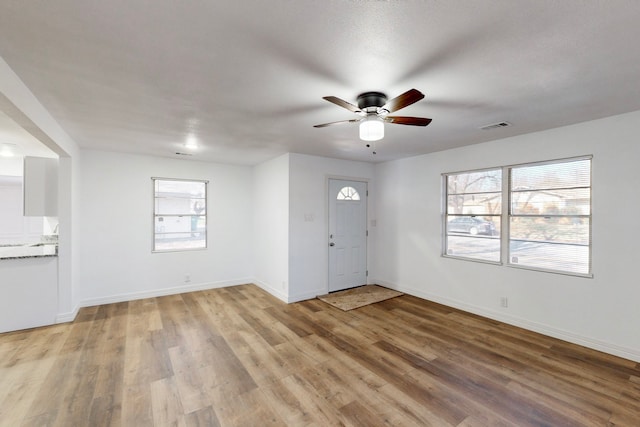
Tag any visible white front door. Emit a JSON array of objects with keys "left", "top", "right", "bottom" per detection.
[{"left": 328, "top": 179, "right": 367, "bottom": 292}]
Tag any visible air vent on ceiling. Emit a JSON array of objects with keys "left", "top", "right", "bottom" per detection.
[
  {"left": 174, "top": 152, "right": 193, "bottom": 156},
  {"left": 479, "top": 121, "right": 512, "bottom": 130}
]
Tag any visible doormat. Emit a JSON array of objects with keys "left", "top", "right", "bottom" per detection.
[{"left": 317, "top": 285, "right": 404, "bottom": 311}]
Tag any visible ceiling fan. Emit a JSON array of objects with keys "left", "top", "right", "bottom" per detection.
[{"left": 313, "top": 88, "right": 432, "bottom": 142}]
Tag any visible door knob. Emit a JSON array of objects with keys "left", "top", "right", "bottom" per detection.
[{"left": 329, "top": 242, "right": 335, "bottom": 247}]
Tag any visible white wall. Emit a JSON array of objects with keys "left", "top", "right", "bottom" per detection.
[
  {"left": 252, "top": 153, "right": 290, "bottom": 301},
  {"left": 78, "top": 150, "right": 254, "bottom": 305},
  {"left": 372, "top": 110, "right": 640, "bottom": 362},
  {"left": 288, "top": 153, "right": 375, "bottom": 301},
  {"left": 0, "top": 157, "right": 23, "bottom": 176}
]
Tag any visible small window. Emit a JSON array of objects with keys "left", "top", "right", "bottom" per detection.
[
  {"left": 337, "top": 186, "right": 360, "bottom": 201},
  {"left": 153, "top": 178, "right": 207, "bottom": 252},
  {"left": 444, "top": 169, "right": 502, "bottom": 262}
]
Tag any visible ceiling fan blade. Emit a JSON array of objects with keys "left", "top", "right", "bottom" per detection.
[
  {"left": 384, "top": 116, "right": 432, "bottom": 126},
  {"left": 322, "top": 96, "right": 362, "bottom": 114},
  {"left": 380, "top": 89, "right": 425, "bottom": 113},
  {"left": 313, "top": 119, "right": 360, "bottom": 128}
]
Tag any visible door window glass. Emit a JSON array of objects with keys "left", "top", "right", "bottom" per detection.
[{"left": 337, "top": 186, "right": 360, "bottom": 201}]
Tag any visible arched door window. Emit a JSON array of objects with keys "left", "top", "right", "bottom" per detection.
[{"left": 336, "top": 186, "right": 360, "bottom": 201}]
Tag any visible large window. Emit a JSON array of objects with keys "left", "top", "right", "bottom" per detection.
[
  {"left": 509, "top": 158, "right": 591, "bottom": 275},
  {"left": 153, "top": 178, "right": 207, "bottom": 252},
  {"left": 443, "top": 156, "right": 592, "bottom": 276}
]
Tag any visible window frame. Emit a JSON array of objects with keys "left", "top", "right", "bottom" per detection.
[
  {"left": 442, "top": 166, "right": 503, "bottom": 264},
  {"left": 506, "top": 156, "right": 592, "bottom": 277},
  {"left": 442, "top": 155, "right": 593, "bottom": 277},
  {"left": 152, "top": 177, "right": 208, "bottom": 253}
]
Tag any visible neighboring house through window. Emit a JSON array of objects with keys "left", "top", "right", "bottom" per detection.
[
  {"left": 153, "top": 178, "right": 207, "bottom": 252},
  {"left": 508, "top": 158, "right": 591, "bottom": 275},
  {"left": 443, "top": 156, "right": 592, "bottom": 277}
]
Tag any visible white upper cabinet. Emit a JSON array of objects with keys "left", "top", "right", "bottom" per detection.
[{"left": 23, "top": 156, "right": 58, "bottom": 217}]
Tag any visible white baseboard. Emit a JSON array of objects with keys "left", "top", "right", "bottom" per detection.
[
  {"left": 56, "top": 306, "right": 80, "bottom": 323},
  {"left": 54, "top": 278, "right": 257, "bottom": 325},
  {"left": 251, "top": 279, "right": 324, "bottom": 303},
  {"left": 373, "top": 278, "right": 640, "bottom": 363},
  {"left": 252, "top": 279, "right": 289, "bottom": 303},
  {"left": 79, "top": 277, "right": 254, "bottom": 308},
  {"left": 287, "top": 288, "right": 326, "bottom": 303}
]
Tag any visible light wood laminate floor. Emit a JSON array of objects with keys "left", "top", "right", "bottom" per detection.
[{"left": 1, "top": 284, "right": 639, "bottom": 426}]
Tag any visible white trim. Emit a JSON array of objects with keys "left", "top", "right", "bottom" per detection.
[
  {"left": 325, "top": 174, "right": 371, "bottom": 184},
  {"left": 56, "top": 305, "right": 80, "bottom": 323},
  {"left": 253, "top": 278, "right": 323, "bottom": 303},
  {"left": 151, "top": 176, "right": 210, "bottom": 184},
  {"left": 253, "top": 279, "right": 288, "bottom": 303},
  {"left": 152, "top": 177, "right": 208, "bottom": 253},
  {"left": 372, "top": 278, "right": 640, "bottom": 363},
  {"left": 288, "top": 288, "right": 326, "bottom": 303},
  {"left": 53, "top": 278, "right": 269, "bottom": 324},
  {"left": 79, "top": 278, "right": 253, "bottom": 308}
]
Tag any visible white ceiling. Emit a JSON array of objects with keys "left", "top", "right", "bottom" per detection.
[{"left": 1, "top": 1, "right": 640, "bottom": 165}]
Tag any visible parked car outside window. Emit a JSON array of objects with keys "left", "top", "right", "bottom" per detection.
[{"left": 447, "top": 217, "right": 496, "bottom": 236}]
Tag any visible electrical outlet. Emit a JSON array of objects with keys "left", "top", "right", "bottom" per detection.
[
  {"left": 185, "top": 274, "right": 191, "bottom": 283},
  {"left": 500, "top": 297, "right": 508, "bottom": 308}
]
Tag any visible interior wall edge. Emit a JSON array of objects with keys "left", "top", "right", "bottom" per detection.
[
  {"left": 287, "top": 288, "right": 327, "bottom": 303},
  {"left": 253, "top": 279, "right": 288, "bottom": 303},
  {"left": 55, "top": 305, "right": 80, "bottom": 324}
]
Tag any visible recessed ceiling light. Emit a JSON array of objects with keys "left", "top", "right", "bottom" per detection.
[{"left": 184, "top": 135, "right": 198, "bottom": 150}]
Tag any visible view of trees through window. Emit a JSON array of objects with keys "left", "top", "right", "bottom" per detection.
[
  {"left": 445, "top": 169, "right": 502, "bottom": 262},
  {"left": 444, "top": 157, "right": 592, "bottom": 276},
  {"left": 153, "top": 178, "right": 207, "bottom": 252}
]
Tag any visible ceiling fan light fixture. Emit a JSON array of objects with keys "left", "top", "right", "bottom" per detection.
[
  {"left": 359, "top": 116, "right": 384, "bottom": 141},
  {"left": 315, "top": 89, "right": 430, "bottom": 141}
]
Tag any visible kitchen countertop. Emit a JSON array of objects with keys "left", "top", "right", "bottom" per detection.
[{"left": 0, "top": 244, "right": 58, "bottom": 260}]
